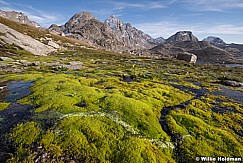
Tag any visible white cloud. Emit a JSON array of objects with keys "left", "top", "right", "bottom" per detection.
[
  {"left": 135, "top": 21, "right": 180, "bottom": 38},
  {"left": 182, "top": 0, "right": 243, "bottom": 11},
  {"left": 203, "top": 24, "right": 243, "bottom": 35},
  {"left": 105, "top": 1, "right": 167, "bottom": 11},
  {"left": 82, "top": 1, "right": 168, "bottom": 21},
  {"left": 0, "top": 0, "right": 8, "bottom": 5}
]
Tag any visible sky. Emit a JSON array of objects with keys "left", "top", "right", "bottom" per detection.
[{"left": 0, "top": 0, "right": 243, "bottom": 43}]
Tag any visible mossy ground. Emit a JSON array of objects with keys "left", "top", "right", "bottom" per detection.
[
  {"left": 0, "top": 102, "right": 10, "bottom": 111},
  {"left": 1, "top": 32, "right": 243, "bottom": 162},
  {"left": 167, "top": 97, "right": 243, "bottom": 162}
]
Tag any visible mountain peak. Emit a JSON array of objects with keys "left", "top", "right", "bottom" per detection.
[
  {"left": 104, "top": 15, "right": 124, "bottom": 31},
  {"left": 203, "top": 36, "right": 226, "bottom": 45},
  {"left": 166, "top": 31, "right": 199, "bottom": 43},
  {"left": 63, "top": 11, "right": 98, "bottom": 33},
  {"left": 72, "top": 12, "right": 97, "bottom": 21},
  {"left": 109, "top": 15, "right": 119, "bottom": 19}
]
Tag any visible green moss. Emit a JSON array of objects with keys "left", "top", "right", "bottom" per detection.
[
  {"left": 19, "top": 74, "right": 105, "bottom": 113},
  {"left": 10, "top": 121, "right": 41, "bottom": 147},
  {"left": 116, "top": 137, "right": 175, "bottom": 163},
  {"left": 3, "top": 72, "right": 45, "bottom": 81},
  {"left": 40, "top": 116, "right": 175, "bottom": 162},
  {"left": 1, "top": 33, "right": 243, "bottom": 162},
  {"left": 0, "top": 102, "right": 10, "bottom": 111},
  {"left": 166, "top": 115, "right": 188, "bottom": 135},
  {"left": 168, "top": 111, "right": 243, "bottom": 161},
  {"left": 100, "top": 93, "right": 167, "bottom": 139},
  {"left": 15, "top": 73, "right": 192, "bottom": 141}
]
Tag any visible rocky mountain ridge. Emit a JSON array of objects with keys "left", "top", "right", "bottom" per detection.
[
  {"left": 47, "top": 12, "right": 242, "bottom": 64},
  {"left": 0, "top": 10, "right": 242, "bottom": 65},
  {"left": 0, "top": 10, "right": 40, "bottom": 27},
  {"left": 49, "top": 12, "right": 161, "bottom": 52},
  {"left": 61, "top": 12, "right": 127, "bottom": 51}
]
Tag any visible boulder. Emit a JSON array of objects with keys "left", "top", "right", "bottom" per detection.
[
  {"left": 0, "top": 57, "right": 14, "bottom": 61},
  {"left": 52, "top": 62, "right": 83, "bottom": 71},
  {"left": 68, "top": 61, "right": 83, "bottom": 65},
  {"left": 176, "top": 52, "right": 197, "bottom": 63},
  {"left": 48, "top": 41, "right": 60, "bottom": 49},
  {"left": 222, "top": 80, "right": 243, "bottom": 87},
  {"left": 64, "top": 64, "right": 83, "bottom": 71}
]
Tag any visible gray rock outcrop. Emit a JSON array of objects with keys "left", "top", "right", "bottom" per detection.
[{"left": 0, "top": 23, "right": 56, "bottom": 56}]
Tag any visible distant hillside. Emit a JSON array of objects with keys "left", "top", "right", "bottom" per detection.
[
  {"left": 203, "top": 36, "right": 243, "bottom": 58},
  {"left": 149, "top": 31, "right": 241, "bottom": 64},
  {"left": 0, "top": 16, "right": 90, "bottom": 56},
  {"left": 0, "top": 10, "right": 40, "bottom": 27}
]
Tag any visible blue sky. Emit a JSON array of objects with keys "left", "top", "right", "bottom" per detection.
[{"left": 0, "top": 0, "right": 243, "bottom": 43}]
